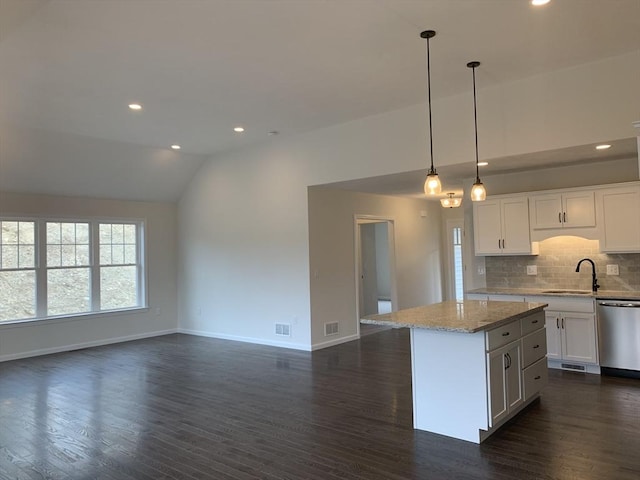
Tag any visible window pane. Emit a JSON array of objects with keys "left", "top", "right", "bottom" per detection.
[
  {"left": 101, "top": 266, "right": 137, "bottom": 310},
  {"left": 76, "top": 223, "right": 89, "bottom": 244},
  {"left": 61, "top": 245, "right": 76, "bottom": 266},
  {"left": 76, "top": 245, "right": 90, "bottom": 265},
  {"left": 100, "top": 245, "right": 112, "bottom": 265},
  {"left": 124, "top": 224, "right": 136, "bottom": 244},
  {"left": 47, "top": 268, "right": 91, "bottom": 316},
  {"left": 0, "top": 270, "right": 36, "bottom": 321},
  {"left": 1, "top": 222, "right": 18, "bottom": 244},
  {"left": 47, "top": 223, "right": 61, "bottom": 244},
  {"left": 99, "top": 224, "right": 111, "bottom": 244},
  {"left": 47, "top": 245, "right": 61, "bottom": 267},
  {"left": 19, "top": 245, "right": 35, "bottom": 268},
  {"left": 112, "top": 244, "right": 124, "bottom": 265},
  {"left": 60, "top": 223, "right": 75, "bottom": 243},
  {"left": 124, "top": 244, "right": 137, "bottom": 264},
  {"left": 18, "top": 222, "right": 34, "bottom": 244},
  {"left": 112, "top": 224, "right": 124, "bottom": 243},
  {"left": 1, "top": 245, "right": 17, "bottom": 269}
]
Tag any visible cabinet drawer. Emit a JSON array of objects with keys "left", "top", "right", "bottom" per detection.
[
  {"left": 523, "top": 357, "right": 548, "bottom": 401},
  {"left": 521, "top": 311, "right": 544, "bottom": 336},
  {"left": 486, "top": 320, "right": 521, "bottom": 351},
  {"left": 522, "top": 328, "right": 547, "bottom": 368}
]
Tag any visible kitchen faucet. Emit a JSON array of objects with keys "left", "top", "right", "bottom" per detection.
[{"left": 575, "top": 258, "right": 600, "bottom": 292}]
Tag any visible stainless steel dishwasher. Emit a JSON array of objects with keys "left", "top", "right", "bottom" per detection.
[{"left": 597, "top": 300, "right": 640, "bottom": 378}]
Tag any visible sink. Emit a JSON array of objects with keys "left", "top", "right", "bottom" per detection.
[{"left": 541, "top": 289, "right": 592, "bottom": 295}]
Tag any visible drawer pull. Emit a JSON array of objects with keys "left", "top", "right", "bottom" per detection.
[
  {"left": 533, "top": 344, "right": 540, "bottom": 349},
  {"left": 534, "top": 375, "right": 541, "bottom": 380},
  {"left": 502, "top": 332, "right": 510, "bottom": 337},
  {"left": 532, "top": 320, "right": 538, "bottom": 324}
]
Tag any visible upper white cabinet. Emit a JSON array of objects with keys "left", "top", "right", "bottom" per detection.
[
  {"left": 597, "top": 184, "right": 640, "bottom": 253},
  {"left": 529, "top": 191, "right": 595, "bottom": 230},
  {"left": 473, "top": 196, "right": 536, "bottom": 255}
]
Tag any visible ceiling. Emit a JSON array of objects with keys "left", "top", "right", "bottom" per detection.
[{"left": 1, "top": 0, "right": 639, "bottom": 202}]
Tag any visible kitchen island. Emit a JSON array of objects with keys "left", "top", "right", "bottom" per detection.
[{"left": 362, "top": 300, "right": 548, "bottom": 443}]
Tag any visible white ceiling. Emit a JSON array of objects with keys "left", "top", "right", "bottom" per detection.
[{"left": 1, "top": 0, "right": 639, "bottom": 201}]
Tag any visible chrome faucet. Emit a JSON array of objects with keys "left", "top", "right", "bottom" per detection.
[{"left": 575, "top": 258, "right": 600, "bottom": 292}]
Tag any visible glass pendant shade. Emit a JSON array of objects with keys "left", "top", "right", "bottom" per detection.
[
  {"left": 471, "top": 179, "right": 487, "bottom": 202},
  {"left": 424, "top": 171, "right": 442, "bottom": 195},
  {"left": 440, "top": 193, "right": 462, "bottom": 208}
]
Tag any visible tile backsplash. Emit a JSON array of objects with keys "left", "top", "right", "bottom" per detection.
[{"left": 485, "top": 236, "right": 640, "bottom": 291}]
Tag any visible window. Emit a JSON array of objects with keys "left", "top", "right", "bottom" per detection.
[
  {"left": 0, "top": 218, "right": 145, "bottom": 323},
  {"left": 0, "top": 221, "right": 36, "bottom": 321}
]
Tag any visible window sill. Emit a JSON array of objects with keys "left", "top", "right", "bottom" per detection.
[{"left": 0, "top": 306, "right": 150, "bottom": 329}]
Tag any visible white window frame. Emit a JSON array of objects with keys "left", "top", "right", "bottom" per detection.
[{"left": 0, "top": 215, "right": 147, "bottom": 324}]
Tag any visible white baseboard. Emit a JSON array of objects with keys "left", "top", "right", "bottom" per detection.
[
  {"left": 177, "top": 328, "right": 313, "bottom": 351},
  {"left": 311, "top": 333, "right": 359, "bottom": 351},
  {"left": 0, "top": 329, "right": 178, "bottom": 363}
]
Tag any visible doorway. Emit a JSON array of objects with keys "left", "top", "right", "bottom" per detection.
[{"left": 355, "top": 216, "right": 397, "bottom": 335}]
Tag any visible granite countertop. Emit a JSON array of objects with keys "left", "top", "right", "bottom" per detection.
[
  {"left": 466, "top": 287, "right": 640, "bottom": 300},
  {"left": 361, "top": 300, "right": 547, "bottom": 333}
]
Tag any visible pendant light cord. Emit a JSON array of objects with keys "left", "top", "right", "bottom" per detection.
[
  {"left": 426, "top": 35, "right": 435, "bottom": 175},
  {"left": 471, "top": 64, "right": 480, "bottom": 182}
]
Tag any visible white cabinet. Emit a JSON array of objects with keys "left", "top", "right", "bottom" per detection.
[
  {"left": 525, "top": 295, "right": 598, "bottom": 370},
  {"left": 488, "top": 340, "right": 523, "bottom": 426},
  {"left": 485, "top": 313, "right": 546, "bottom": 427},
  {"left": 529, "top": 191, "right": 595, "bottom": 230},
  {"left": 473, "top": 196, "right": 534, "bottom": 255},
  {"left": 597, "top": 184, "right": 640, "bottom": 253},
  {"left": 545, "top": 310, "right": 598, "bottom": 365}
]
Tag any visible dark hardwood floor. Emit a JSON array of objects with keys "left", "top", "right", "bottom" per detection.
[{"left": 1, "top": 329, "right": 639, "bottom": 480}]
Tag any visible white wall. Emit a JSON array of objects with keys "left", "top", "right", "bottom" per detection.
[
  {"left": 177, "top": 51, "right": 637, "bottom": 350},
  {"left": 0, "top": 192, "right": 178, "bottom": 361},
  {"left": 308, "top": 188, "right": 442, "bottom": 348}
]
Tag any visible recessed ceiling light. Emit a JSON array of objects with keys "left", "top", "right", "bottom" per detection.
[
  {"left": 531, "top": 0, "right": 551, "bottom": 6},
  {"left": 233, "top": 126, "right": 245, "bottom": 133},
  {"left": 477, "top": 161, "right": 489, "bottom": 167},
  {"left": 170, "top": 144, "right": 181, "bottom": 150},
  {"left": 595, "top": 144, "right": 611, "bottom": 150},
  {"left": 128, "top": 103, "right": 142, "bottom": 111}
]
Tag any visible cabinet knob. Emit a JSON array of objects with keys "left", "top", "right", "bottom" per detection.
[
  {"left": 533, "top": 344, "right": 540, "bottom": 349},
  {"left": 534, "top": 375, "right": 541, "bottom": 380},
  {"left": 502, "top": 332, "right": 510, "bottom": 337},
  {"left": 532, "top": 319, "right": 538, "bottom": 324}
]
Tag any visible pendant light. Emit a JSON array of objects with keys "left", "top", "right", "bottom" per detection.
[
  {"left": 440, "top": 193, "right": 462, "bottom": 208},
  {"left": 421, "top": 30, "right": 442, "bottom": 196},
  {"left": 468, "top": 61, "right": 487, "bottom": 202}
]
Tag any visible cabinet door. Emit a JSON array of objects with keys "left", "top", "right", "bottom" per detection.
[
  {"left": 600, "top": 186, "right": 640, "bottom": 252},
  {"left": 545, "top": 311, "right": 562, "bottom": 360},
  {"left": 487, "top": 341, "right": 522, "bottom": 427},
  {"left": 474, "top": 200, "right": 502, "bottom": 254},
  {"left": 505, "top": 342, "right": 523, "bottom": 412},
  {"left": 501, "top": 197, "right": 532, "bottom": 254},
  {"left": 562, "top": 312, "right": 598, "bottom": 364},
  {"left": 529, "top": 193, "right": 562, "bottom": 230},
  {"left": 562, "top": 191, "right": 595, "bottom": 228},
  {"left": 487, "top": 347, "right": 508, "bottom": 427}
]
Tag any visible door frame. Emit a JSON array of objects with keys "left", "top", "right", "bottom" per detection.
[{"left": 354, "top": 215, "right": 398, "bottom": 336}]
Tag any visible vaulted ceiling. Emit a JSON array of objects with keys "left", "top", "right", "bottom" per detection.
[{"left": 1, "top": 0, "right": 639, "bottom": 201}]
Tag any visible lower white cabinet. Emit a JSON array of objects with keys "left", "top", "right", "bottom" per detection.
[
  {"left": 485, "top": 312, "right": 546, "bottom": 428},
  {"left": 545, "top": 310, "right": 598, "bottom": 365},
  {"left": 488, "top": 339, "right": 523, "bottom": 426}
]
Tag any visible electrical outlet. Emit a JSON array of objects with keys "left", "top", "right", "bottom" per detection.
[
  {"left": 527, "top": 265, "right": 537, "bottom": 275},
  {"left": 606, "top": 264, "right": 619, "bottom": 276},
  {"left": 477, "top": 266, "right": 485, "bottom": 275}
]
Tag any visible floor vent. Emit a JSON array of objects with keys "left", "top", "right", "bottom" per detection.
[
  {"left": 325, "top": 322, "right": 339, "bottom": 336},
  {"left": 561, "top": 363, "right": 586, "bottom": 372},
  {"left": 275, "top": 323, "right": 291, "bottom": 336}
]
